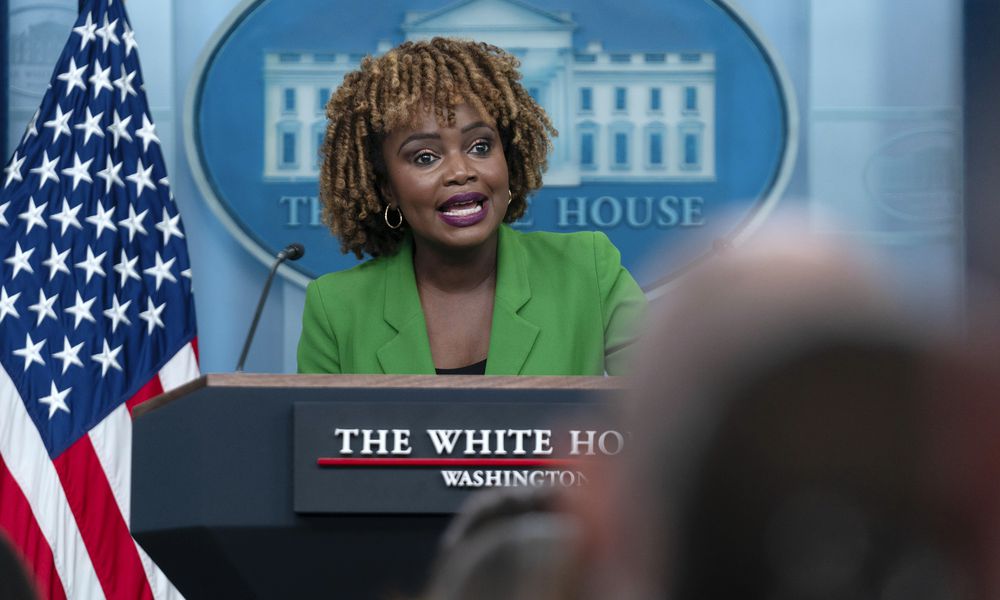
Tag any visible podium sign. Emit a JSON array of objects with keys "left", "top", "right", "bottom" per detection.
[{"left": 294, "top": 395, "right": 619, "bottom": 514}]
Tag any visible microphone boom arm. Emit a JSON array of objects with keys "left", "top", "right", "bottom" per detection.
[{"left": 235, "top": 243, "right": 304, "bottom": 371}]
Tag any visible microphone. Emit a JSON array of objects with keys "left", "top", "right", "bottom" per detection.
[
  {"left": 279, "top": 243, "right": 305, "bottom": 261},
  {"left": 235, "top": 243, "right": 306, "bottom": 372}
]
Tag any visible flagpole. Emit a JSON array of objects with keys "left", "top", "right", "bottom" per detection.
[{"left": 1, "top": 3, "right": 7, "bottom": 158}]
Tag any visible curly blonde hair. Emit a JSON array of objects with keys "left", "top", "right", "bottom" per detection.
[{"left": 319, "top": 37, "right": 557, "bottom": 258}]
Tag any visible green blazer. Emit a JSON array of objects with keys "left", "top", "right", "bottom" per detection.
[{"left": 297, "top": 225, "right": 646, "bottom": 375}]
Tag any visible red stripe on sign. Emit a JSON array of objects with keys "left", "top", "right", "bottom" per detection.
[
  {"left": 191, "top": 336, "right": 200, "bottom": 362},
  {"left": 126, "top": 375, "right": 165, "bottom": 414},
  {"left": 53, "top": 435, "right": 153, "bottom": 600},
  {"left": 317, "top": 458, "right": 582, "bottom": 468},
  {"left": 0, "top": 456, "right": 67, "bottom": 600}
]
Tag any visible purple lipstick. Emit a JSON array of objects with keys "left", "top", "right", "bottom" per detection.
[{"left": 437, "top": 192, "right": 490, "bottom": 227}]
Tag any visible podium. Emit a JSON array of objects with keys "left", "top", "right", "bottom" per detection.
[{"left": 131, "top": 374, "right": 621, "bottom": 599}]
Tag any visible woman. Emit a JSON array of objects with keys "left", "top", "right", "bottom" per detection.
[{"left": 297, "top": 38, "right": 645, "bottom": 375}]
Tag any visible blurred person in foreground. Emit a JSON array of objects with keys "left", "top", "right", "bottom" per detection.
[
  {"left": 297, "top": 37, "right": 645, "bottom": 375},
  {"left": 571, "top": 233, "right": 1000, "bottom": 600},
  {"left": 0, "top": 535, "right": 38, "bottom": 600},
  {"left": 421, "top": 487, "right": 582, "bottom": 600}
]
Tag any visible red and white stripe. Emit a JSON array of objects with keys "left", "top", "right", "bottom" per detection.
[{"left": 0, "top": 340, "right": 198, "bottom": 600}]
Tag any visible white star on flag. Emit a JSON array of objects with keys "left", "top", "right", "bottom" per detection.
[
  {"left": 139, "top": 297, "right": 166, "bottom": 334},
  {"left": 56, "top": 57, "right": 88, "bottom": 96},
  {"left": 61, "top": 152, "right": 95, "bottom": 190},
  {"left": 72, "top": 12, "right": 97, "bottom": 50},
  {"left": 4, "top": 152, "right": 25, "bottom": 187},
  {"left": 117, "top": 204, "right": 149, "bottom": 242},
  {"left": 17, "top": 197, "right": 48, "bottom": 233},
  {"left": 96, "top": 155, "right": 125, "bottom": 193},
  {"left": 42, "top": 243, "right": 72, "bottom": 281},
  {"left": 86, "top": 201, "right": 118, "bottom": 237},
  {"left": 52, "top": 337, "right": 86, "bottom": 374},
  {"left": 29, "top": 151, "right": 61, "bottom": 189},
  {"left": 113, "top": 67, "right": 137, "bottom": 102},
  {"left": 51, "top": 198, "right": 84, "bottom": 235},
  {"left": 74, "top": 107, "right": 106, "bottom": 143},
  {"left": 113, "top": 249, "right": 141, "bottom": 287},
  {"left": 95, "top": 14, "right": 120, "bottom": 52},
  {"left": 135, "top": 114, "right": 160, "bottom": 152},
  {"left": 38, "top": 382, "right": 72, "bottom": 419},
  {"left": 43, "top": 104, "right": 74, "bottom": 142},
  {"left": 90, "top": 339, "right": 123, "bottom": 376},
  {"left": 88, "top": 59, "right": 114, "bottom": 97},
  {"left": 13, "top": 333, "right": 46, "bottom": 371},
  {"left": 5, "top": 242, "right": 35, "bottom": 278},
  {"left": 103, "top": 294, "right": 132, "bottom": 333},
  {"left": 155, "top": 206, "right": 184, "bottom": 244},
  {"left": 0, "top": 287, "right": 21, "bottom": 323},
  {"left": 126, "top": 157, "right": 156, "bottom": 197},
  {"left": 122, "top": 22, "right": 138, "bottom": 56},
  {"left": 74, "top": 246, "right": 107, "bottom": 283},
  {"left": 64, "top": 291, "right": 96, "bottom": 329},
  {"left": 107, "top": 110, "right": 132, "bottom": 147},
  {"left": 28, "top": 289, "right": 59, "bottom": 326},
  {"left": 24, "top": 108, "right": 39, "bottom": 139},
  {"left": 143, "top": 251, "right": 177, "bottom": 291}
]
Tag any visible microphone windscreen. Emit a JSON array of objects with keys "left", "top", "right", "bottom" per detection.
[{"left": 283, "top": 243, "right": 305, "bottom": 261}]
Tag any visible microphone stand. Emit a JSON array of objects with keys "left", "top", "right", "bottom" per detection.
[{"left": 235, "top": 243, "right": 304, "bottom": 371}]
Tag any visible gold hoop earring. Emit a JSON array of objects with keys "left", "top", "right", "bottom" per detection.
[
  {"left": 384, "top": 205, "right": 403, "bottom": 230},
  {"left": 507, "top": 189, "right": 512, "bottom": 205}
]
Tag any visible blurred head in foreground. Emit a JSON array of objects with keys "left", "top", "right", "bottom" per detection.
[
  {"left": 422, "top": 486, "right": 580, "bottom": 600},
  {"left": 0, "top": 534, "right": 38, "bottom": 600},
  {"left": 578, "top": 234, "right": 1000, "bottom": 600}
]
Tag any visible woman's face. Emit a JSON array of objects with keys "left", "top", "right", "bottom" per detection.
[{"left": 380, "top": 103, "right": 509, "bottom": 253}]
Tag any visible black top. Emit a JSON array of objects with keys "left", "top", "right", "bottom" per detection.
[{"left": 435, "top": 358, "right": 487, "bottom": 375}]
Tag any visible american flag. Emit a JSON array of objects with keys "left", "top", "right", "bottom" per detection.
[{"left": 0, "top": 0, "right": 198, "bottom": 598}]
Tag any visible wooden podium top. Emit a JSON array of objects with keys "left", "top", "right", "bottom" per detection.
[{"left": 136, "top": 373, "right": 625, "bottom": 418}]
